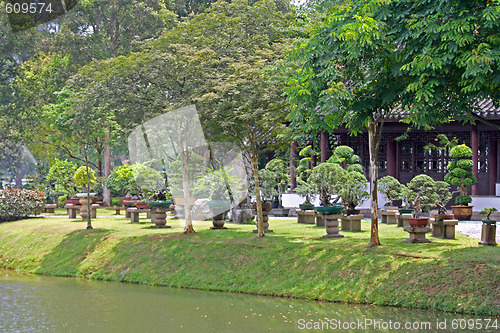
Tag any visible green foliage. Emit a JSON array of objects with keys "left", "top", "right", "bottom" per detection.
[
  {"left": 294, "top": 178, "right": 316, "bottom": 204},
  {"left": 338, "top": 171, "right": 369, "bottom": 210},
  {"left": 73, "top": 166, "right": 97, "bottom": 191},
  {"left": 479, "top": 208, "right": 497, "bottom": 221},
  {"left": 193, "top": 167, "right": 243, "bottom": 201},
  {"left": 46, "top": 159, "right": 78, "bottom": 196},
  {"left": 434, "top": 181, "right": 452, "bottom": 215},
  {"left": 0, "top": 189, "right": 46, "bottom": 221},
  {"left": 445, "top": 143, "right": 477, "bottom": 205},
  {"left": 257, "top": 168, "right": 278, "bottom": 202},
  {"left": 408, "top": 175, "right": 438, "bottom": 215},
  {"left": 58, "top": 195, "right": 67, "bottom": 208},
  {"left": 309, "top": 163, "right": 346, "bottom": 206},
  {"left": 378, "top": 176, "right": 404, "bottom": 206},
  {"left": 449, "top": 145, "right": 473, "bottom": 159},
  {"left": 107, "top": 165, "right": 137, "bottom": 197}
]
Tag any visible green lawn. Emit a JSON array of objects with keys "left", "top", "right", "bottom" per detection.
[{"left": 0, "top": 215, "right": 498, "bottom": 315}]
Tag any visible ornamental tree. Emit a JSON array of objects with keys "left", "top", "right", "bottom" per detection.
[
  {"left": 445, "top": 144, "right": 477, "bottom": 206},
  {"left": 378, "top": 176, "right": 404, "bottom": 207},
  {"left": 309, "top": 163, "right": 346, "bottom": 206},
  {"left": 408, "top": 175, "right": 438, "bottom": 218}
]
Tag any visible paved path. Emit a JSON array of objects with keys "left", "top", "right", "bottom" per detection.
[{"left": 456, "top": 221, "right": 500, "bottom": 243}]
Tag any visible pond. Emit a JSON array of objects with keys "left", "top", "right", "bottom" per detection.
[{"left": 0, "top": 269, "right": 497, "bottom": 332}]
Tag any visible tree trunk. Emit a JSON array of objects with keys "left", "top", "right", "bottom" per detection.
[
  {"left": 84, "top": 149, "right": 93, "bottom": 230},
  {"left": 181, "top": 149, "right": 194, "bottom": 234},
  {"left": 103, "top": 129, "right": 112, "bottom": 206},
  {"left": 251, "top": 154, "right": 264, "bottom": 237},
  {"left": 368, "top": 123, "right": 380, "bottom": 246}
]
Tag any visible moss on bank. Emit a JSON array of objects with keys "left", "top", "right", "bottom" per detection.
[{"left": 0, "top": 216, "right": 498, "bottom": 316}]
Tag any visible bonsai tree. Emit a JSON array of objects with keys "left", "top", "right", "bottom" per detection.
[
  {"left": 378, "top": 176, "right": 404, "bottom": 207},
  {"left": 434, "top": 181, "right": 452, "bottom": 215},
  {"left": 73, "top": 166, "right": 97, "bottom": 194},
  {"left": 194, "top": 167, "right": 242, "bottom": 202},
  {"left": 479, "top": 208, "right": 497, "bottom": 221},
  {"left": 329, "top": 145, "right": 363, "bottom": 174},
  {"left": 294, "top": 178, "right": 316, "bottom": 205},
  {"left": 338, "top": 171, "right": 369, "bottom": 211},
  {"left": 257, "top": 168, "right": 278, "bottom": 203},
  {"left": 264, "top": 158, "right": 290, "bottom": 208},
  {"left": 309, "top": 163, "right": 346, "bottom": 206},
  {"left": 445, "top": 144, "right": 477, "bottom": 206},
  {"left": 408, "top": 175, "right": 437, "bottom": 218},
  {"left": 399, "top": 185, "right": 416, "bottom": 209}
]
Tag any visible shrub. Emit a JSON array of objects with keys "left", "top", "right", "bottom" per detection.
[
  {"left": 58, "top": 195, "right": 67, "bottom": 208},
  {"left": 0, "top": 189, "right": 46, "bottom": 222},
  {"left": 46, "top": 159, "right": 78, "bottom": 196},
  {"left": 73, "top": 166, "right": 97, "bottom": 192}
]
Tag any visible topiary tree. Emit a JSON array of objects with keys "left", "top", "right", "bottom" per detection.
[
  {"left": 329, "top": 145, "right": 363, "bottom": 174},
  {"left": 265, "top": 158, "right": 290, "bottom": 208},
  {"left": 378, "top": 176, "right": 404, "bottom": 207},
  {"left": 408, "top": 175, "right": 438, "bottom": 218},
  {"left": 309, "top": 163, "right": 346, "bottom": 206},
  {"left": 444, "top": 144, "right": 477, "bottom": 206}
]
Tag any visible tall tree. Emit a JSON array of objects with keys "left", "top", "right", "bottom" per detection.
[{"left": 282, "top": 0, "right": 460, "bottom": 246}]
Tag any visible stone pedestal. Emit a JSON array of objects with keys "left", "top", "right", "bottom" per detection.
[
  {"left": 479, "top": 223, "right": 497, "bottom": 246},
  {"left": 315, "top": 212, "right": 325, "bottom": 227},
  {"left": 114, "top": 206, "right": 121, "bottom": 215},
  {"left": 79, "top": 198, "right": 89, "bottom": 221},
  {"left": 64, "top": 204, "right": 79, "bottom": 219},
  {"left": 150, "top": 207, "right": 156, "bottom": 223},
  {"left": 253, "top": 209, "right": 273, "bottom": 233},
  {"left": 91, "top": 204, "right": 99, "bottom": 219},
  {"left": 341, "top": 214, "right": 363, "bottom": 231},
  {"left": 44, "top": 204, "right": 57, "bottom": 213},
  {"left": 322, "top": 214, "right": 343, "bottom": 238},
  {"left": 404, "top": 226, "right": 431, "bottom": 243},
  {"left": 400, "top": 214, "right": 412, "bottom": 228},
  {"left": 381, "top": 210, "right": 398, "bottom": 224},
  {"left": 153, "top": 207, "right": 171, "bottom": 228},
  {"left": 432, "top": 219, "right": 458, "bottom": 239},
  {"left": 297, "top": 209, "right": 315, "bottom": 224}
]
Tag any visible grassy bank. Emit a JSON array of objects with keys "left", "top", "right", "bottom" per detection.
[{"left": 0, "top": 215, "right": 498, "bottom": 316}]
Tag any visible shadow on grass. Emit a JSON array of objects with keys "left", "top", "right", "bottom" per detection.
[{"left": 37, "top": 228, "right": 111, "bottom": 277}]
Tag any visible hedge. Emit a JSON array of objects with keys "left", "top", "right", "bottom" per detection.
[{"left": 0, "top": 189, "right": 46, "bottom": 222}]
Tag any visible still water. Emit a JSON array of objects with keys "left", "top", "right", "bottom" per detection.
[{"left": 0, "top": 269, "right": 497, "bottom": 332}]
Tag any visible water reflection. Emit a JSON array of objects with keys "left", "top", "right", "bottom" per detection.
[{"left": 0, "top": 269, "right": 496, "bottom": 332}]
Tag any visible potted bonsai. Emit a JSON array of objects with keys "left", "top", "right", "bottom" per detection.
[
  {"left": 434, "top": 181, "right": 453, "bottom": 219},
  {"left": 479, "top": 208, "right": 497, "bottom": 225},
  {"left": 407, "top": 175, "right": 437, "bottom": 227},
  {"left": 379, "top": 175, "right": 404, "bottom": 210},
  {"left": 479, "top": 208, "right": 497, "bottom": 246},
  {"left": 264, "top": 159, "right": 290, "bottom": 217},
  {"left": 294, "top": 178, "right": 316, "bottom": 211},
  {"left": 194, "top": 167, "right": 241, "bottom": 229},
  {"left": 309, "top": 163, "right": 346, "bottom": 214},
  {"left": 338, "top": 171, "right": 369, "bottom": 215},
  {"left": 445, "top": 144, "right": 477, "bottom": 220}
]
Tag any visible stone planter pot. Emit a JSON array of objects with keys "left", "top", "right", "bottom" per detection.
[
  {"left": 316, "top": 204, "right": 344, "bottom": 215},
  {"left": 451, "top": 205, "right": 473, "bottom": 221},
  {"left": 136, "top": 202, "right": 149, "bottom": 210},
  {"left": 147, "top": 201, "right": 172, "bottom": 228},
  {"left": 479, "top": 220, "right": 497, "bottom": 246},
  {"left": 398, "top": 208, "right": 413, "bottom": 214},
  {"left": 208, "top": 200, "right": 231, "bottom": 229},
  {"left": 299, "top": 204, "right": 315, "bottom": 211},
  {"left": 345, "top": 208, "right": 360, "bottom": 216},
  {"left": 271, "top": 208, "right": 290, "bottom": 217},
  {"left": 434, "top": 214, "right": 454, "bottom": 220},
  {"left": 252, "top": 201, "right": 273, "bottom": 210},
  {"left": 408, "top": 217, "right": 429, "bottom": 227},
  {"left": 253, "top": 201, "right": 273, "bottom": 233}
]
